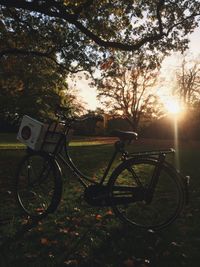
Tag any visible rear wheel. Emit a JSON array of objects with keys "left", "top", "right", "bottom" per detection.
[
  {"left": 15, "top": 151, "right": 62, "bottom": 219},
  {"left": 109, "top": 157, "right": 185, "bottom": 230}
]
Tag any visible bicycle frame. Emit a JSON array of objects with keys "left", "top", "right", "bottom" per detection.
[
  {"left": 54, "top": 134, "right": 124, "bottom": 188},
  {"left": 48, "top": 121, "right": 176, "bottom": 191}
]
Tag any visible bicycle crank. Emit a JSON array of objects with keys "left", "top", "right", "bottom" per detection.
[
  {"left": 84, "top": 184, "right": 110, "bottom": 207},
  {"left": 84, "top": 184, "right": 147, "bottom": 207}
]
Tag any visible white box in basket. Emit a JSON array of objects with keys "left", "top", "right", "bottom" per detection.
[{"left": 17, "top": 115, "right": 46, "bottom": 150}]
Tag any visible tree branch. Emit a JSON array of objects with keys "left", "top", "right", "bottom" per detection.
[
  {"left": 0, "top": 48, "right": 84, "bottom": 73},
  {"left": 166, "top": 12, "right": 200, "bottom": 36},
  {"left": 156, "top": 0, "right": 165, "bottom": 35},
  {"left": 1, "top": 0, "right": 200, "bottom": 53},
  {"left": 0, "top": 0, "right": 173, "bottom": 52},
  {"left": 0, "top": 48, "right": 52, "bottom": 58}
]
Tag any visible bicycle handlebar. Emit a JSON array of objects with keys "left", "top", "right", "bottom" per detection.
[
  {"left": 68, "top": 115, "right": 103, "bottom": 126},
  {"left": 55, "top": 104, "right": 71, "bottom": 119},
  {"left": 54, "top": 105, "right": 103, "bottom": 126}
]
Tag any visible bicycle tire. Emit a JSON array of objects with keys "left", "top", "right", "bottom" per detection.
[
  {"left": 108, "top": 157, "right": 185, "bottom": 230},
  {"left": 15, "top": 151, "right": 62, "bottom": 219}
]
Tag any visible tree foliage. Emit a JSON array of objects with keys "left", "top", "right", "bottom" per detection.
[
  {"left": 0, "top": 54, "right": 64, "bottom": 125},
  {"left": 0, "top": 1, "right": 200, "bottom": 61},
  {"left": 0, "top": 53, "right": 86, "bottom": 127},
  {"left": 0, "top": 5, "right": 97, "bottom": 73},
  {"left": 0, "top": 5, "right": 87, "bottom": 128}
]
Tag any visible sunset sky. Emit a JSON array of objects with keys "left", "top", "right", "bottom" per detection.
[{"left": 72, "top": 27, "right": 200, "bottom": 111}]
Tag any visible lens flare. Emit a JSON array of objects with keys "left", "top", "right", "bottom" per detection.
[
  {"left": 174, "top": 116, "right": 180, "bottom": 170},
  {"left": 161, "top": 97, "right": 182, "bottom": 169},
  {"left": 165, "top": 99, "right": 181, "bottom": 115}
]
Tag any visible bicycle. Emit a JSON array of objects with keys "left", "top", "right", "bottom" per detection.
[{"left": 15, "top": 107, "right": 189, "bottom": 230}]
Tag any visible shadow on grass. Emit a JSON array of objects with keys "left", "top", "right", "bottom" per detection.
[
  {"left": 0, "top": 211, "right": 190, "bottom": 267},
  {"left": 0, "top": 142, "right": 199, "bottom": 267}
]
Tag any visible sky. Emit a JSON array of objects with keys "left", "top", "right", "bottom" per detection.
[
  {"left": 157, "top": 27, "right": 200, "bottom": 105},
  {"left": 71, "top": 27, "right": 200, "bottom": 111},
  {"left": 68, "top": 74, "right": 98, "bottom": 110}
]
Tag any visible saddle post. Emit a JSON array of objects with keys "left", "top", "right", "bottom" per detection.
[
  {"left": 99, "top": 146, "right": 119, "bottom": 185},
  {"left": 99, "top": 130, "right": 138, "bottom": 185}
]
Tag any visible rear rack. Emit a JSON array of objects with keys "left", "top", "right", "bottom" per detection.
[{"left": 129, "top": 148, "right": 175, "bottom": 158}]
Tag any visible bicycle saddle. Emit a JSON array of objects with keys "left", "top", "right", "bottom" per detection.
[{"left": 112, "top": 130, "right": 138, "bottom": 141}]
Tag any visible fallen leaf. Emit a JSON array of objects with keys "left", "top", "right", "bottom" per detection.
[
  {"left": 48, "top": 252, "right": 54, "bottom": 258},
  {"left": 106, "top": 210, "right": 113, "bottom": 216},
  {"left": 59, "top": 228, "right": 69, "bottom": 234},
  {"left": 95, "top": 214, "right": 102, "bottom": 220},
  {"left": 41, "top": 238, "right": 50, "bottom": 245},
  {"left": 64, "top": 259, "right": 78, "bottom": 266},
  {"left": 123, "top": 258, "right": 135, "bottom": 267},
  {"left": 36, "top": 208, "right": 44, "bottom": 212},
  {"left": 70, "top": 231, "right": 79, "bottom": 237}
]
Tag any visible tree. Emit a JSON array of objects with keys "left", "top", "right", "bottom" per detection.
[
  {"left": 175, "top": 56, "right": 200, "bottom": 108},
  {"left": 0, "top": 52, "right": 85, "bottom": 130},
  {"left": 0, "top": 55, "right": 58, "bottom": 123},
  {"left": 0, "top": 6, "right": 87, "bottom": 129},
  {"left": 0, "top": 1, "right": 200, "bottom": 60},
  {"left": 96, "top": 52, "right": 163, "bottom": 131}
]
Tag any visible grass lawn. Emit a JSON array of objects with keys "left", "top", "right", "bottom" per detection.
[{"left": 0, "top": 134, "right": 200, "bottom": 267}]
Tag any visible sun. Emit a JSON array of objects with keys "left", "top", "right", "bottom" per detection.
[{"left": 165, "top": 99, "right": 182, "bottom": 115}]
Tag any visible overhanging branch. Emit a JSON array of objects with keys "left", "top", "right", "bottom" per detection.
[
  {"left": 0, "top": 0, "right": 174, "bottom": 52},
  {"left": 0, "top": 48, "right": 52, "bottom": 58},
  {"left": 1, "top": 0, "right": 200, "bottom": 52},
  {"left": 0, "top": 48, "right": 84, "bottom": 73}
]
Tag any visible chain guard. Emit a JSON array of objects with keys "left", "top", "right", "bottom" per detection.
[{"left": 84, "top": 184, "right": 110, "bottom": 207}]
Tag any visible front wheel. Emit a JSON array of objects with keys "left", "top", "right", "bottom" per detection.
[
  {"left": 15, "top": 151, "right": 62, "bottom": 219},
  {"left": 108, "top": 157, "right": 185, "bottom": 230}
]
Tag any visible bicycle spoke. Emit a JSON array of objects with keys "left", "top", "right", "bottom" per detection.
[
  {"left": 15, "top": 152, "right": 62, "bottom": 218},
  {"left": 109, "top": 157, "right": 184, "bottom": 230}
]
